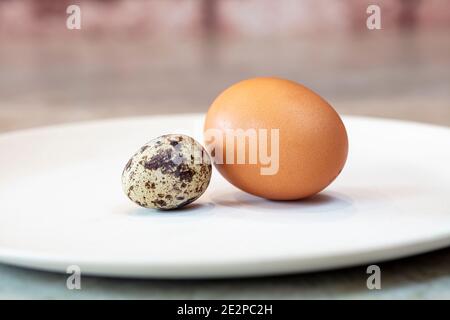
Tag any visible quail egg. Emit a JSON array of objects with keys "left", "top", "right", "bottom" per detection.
[{"left": 122, "top": 134, "right": 212, "bottom": 210}]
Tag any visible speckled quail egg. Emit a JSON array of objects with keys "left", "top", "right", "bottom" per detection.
[{"left": 122, "top": 134, "right": 212, "bottom": 210}]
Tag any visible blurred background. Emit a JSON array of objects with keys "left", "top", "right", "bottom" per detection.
[{"left": 0, "top": 0, "right": 449, "bottom": 132}]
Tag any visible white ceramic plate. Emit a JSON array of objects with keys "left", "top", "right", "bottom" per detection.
[{"left": 0, "top": 114, "right": 449, "bottom": 278}]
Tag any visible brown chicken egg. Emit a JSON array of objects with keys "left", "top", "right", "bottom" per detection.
[{"left": 204, "top": 77, "right": 348, "bottom": 200}]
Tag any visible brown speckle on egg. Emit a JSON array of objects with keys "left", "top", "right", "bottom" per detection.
[{"left": 122, "top": 134, "right": 212, "bottom": 210}]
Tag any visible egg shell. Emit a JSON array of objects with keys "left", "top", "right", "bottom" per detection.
[
  {"left": 122, "top": 134, "right": 212, "bottom": 210},
  {"left": 204, "top": 77, "right": 348, "bottom": 200}
]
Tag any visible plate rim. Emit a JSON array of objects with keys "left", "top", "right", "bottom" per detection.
[{"left": 1, "top": 114, "right": 449, "bottom": 278}]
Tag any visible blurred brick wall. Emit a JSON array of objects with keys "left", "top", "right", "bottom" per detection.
[{"left": 0, "top": 0, "right": 449, "bottom": 38}]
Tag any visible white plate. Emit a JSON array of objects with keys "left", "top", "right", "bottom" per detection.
[{"left": 0, "top": 114, "right": 449, "bottom": 278}]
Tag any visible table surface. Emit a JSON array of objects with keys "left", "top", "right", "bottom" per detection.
[{"left": 0, "top": 32, "right": 449, "bottom": 299}]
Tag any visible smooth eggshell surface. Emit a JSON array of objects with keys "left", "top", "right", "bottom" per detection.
[{"left": 204, "top": 77, "right": 348, "bottom": 200}]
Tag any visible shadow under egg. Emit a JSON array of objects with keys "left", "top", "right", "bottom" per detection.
[
  {"left": 126, "top": 201, "right": 216, "bottom": 218},
  {"left": 210, "top": 190, "right": 355, "bottom": 218}
]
